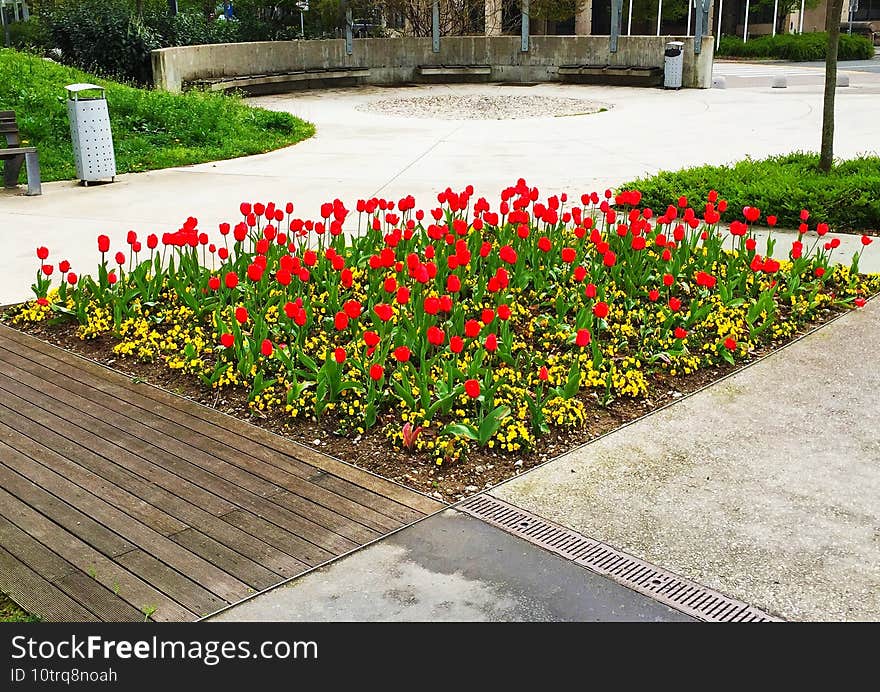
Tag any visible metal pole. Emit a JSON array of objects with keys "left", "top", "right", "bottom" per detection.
[
  {"left": 521, "top": 0, "right": 529, "bottom": 52},
  {"left": 657, "top": 0, "right": 663, "bottom": 35},
  {"left": 610, "top": 0, "right": 621, "bottom": 52},
  {"left": 743, "top": 0, "right": 749, "bottom": 42},
  {"left": 798, "top": 0, "right": 804, "bottom": 33},
  {"left": 433, "top": 0, "right": 440, "bottom": 53},
  {"left": 687, "top": 0, "right": 692, "bottom": 36},
  {"left": 772, "top": 0, "right": 778, "bottom": 36},
  {"left": 345, "top": 3, "right": 353, "bottom": 54},
  {"left": 627, "top": 0, "right": 633, "bottom": 35},
  {"left": 300, "top": 11, "right": 304, "bottom": 37},
  {"left": 848, "top": 0, "right": 855, "bottom": 34},
  {"left": 717, "top": 0, "right": 724, "bottom": 49}
]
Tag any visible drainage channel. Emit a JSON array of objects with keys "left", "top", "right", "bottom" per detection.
[{"left": 458, "top": 494, "right": 781, "bottom": 623}]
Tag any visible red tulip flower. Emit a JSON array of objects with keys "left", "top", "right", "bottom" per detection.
[
  {"left": 862, "top": 235, "right": 873, "bottom": 246},
  {"left": 575, "top": 329, "right": 591, "bottom": 347},
  {"left": 854, "top": 297, "right": 867, "bottom": 308},
  {"left": 464, "top": 379, "right": 481, "bottom": 398},
  {"left": 208, "top": 276, "right": 220, "bottom": 291},
  {"left": 668, "top": 297, "right": 682, "bottom": 312},
  {"left": 369, "top": 364, "right": 385, "bottom": 381},
  {"left": 724, "top": 337, "right": 737, "bottom": 351},
  {"left": 343, "top": 300, "right": 362, "bottom": 319},
  {"left": 36, "top": 246, "right": 49, "bottom": 260},
  {"left": 374, "top": 303, "right": 394, "bottom": 321},
  {"left": 593, "top": 302, "right": 609, "bottom": 319},
  {"left": 485, "top": 333, "right": 498, "bottom": 351},
  {"left": 334, "top": 347, "right": 347, "bottom": 363},
  {"left": 115, "top": 252, "right": 125, "bottom": 265},
  {"left": 235, "top": 306, "right": 248, "bottom": 324},
  {"left": 450, "top": 335, "right": 464, "bottom": 354},
  {"left": 393, "top": 346, "right": 411, "bottom": 362},
  {"left": 674, "top": 327, "right": 687, "bottom": 339},
  {"left": 67, "top": 272, "right": 77, "bottom": 285},
  {"left": 58, "top": 260, "right": 71, "bottom": 273},
  {"left": 539, "top": 366, "right": 549, "bottom": 381},
  {"left": 261, "top": 339, "right": 273, "bottom": 357}
]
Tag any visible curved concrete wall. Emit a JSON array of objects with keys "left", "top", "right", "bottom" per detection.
[{"left": 152, "top": 35, "right": 714, "bottom": 92}]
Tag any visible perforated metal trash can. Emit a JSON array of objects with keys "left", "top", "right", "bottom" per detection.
[
  {"left": 664, "top": 41, "right": 684, "bottom": 90},
  {"left": 66, "top": 83, "right": 116, "bottom": 185}
]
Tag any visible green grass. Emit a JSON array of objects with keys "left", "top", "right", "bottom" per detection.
[
  {"left": 1, "top": 49, "right": 315, "bottom": 182},
  {"left": 622, "top": 153, "right": 880, "bottom": 232},
  {"left": 1, "top": 592, "right": 39, "bottom": 623},
  {"left": 717, "top": 32, "right": 874, "bottom": 61}
]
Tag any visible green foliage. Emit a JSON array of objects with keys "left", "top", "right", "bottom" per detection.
[
  {"left": 623, "top": 152, "right": 880, "bottom": 232},
  {"left": 0, "top": 592, "right": 38, "bottom": 623},
  {"left": 717, "top": 32, "right": 874, "bottom": 62},
  {"left": 46, "top": 0, "right": 161, "bottom": 83},
  {"left": 0, "top": 48, "right": 314, "bottom": 182},
  {"left": 8, "top": 16, "right": 52, "bottom": 52}
]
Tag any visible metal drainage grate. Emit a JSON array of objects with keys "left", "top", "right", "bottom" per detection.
[{"left": 459, "top": 494, "right": 782, "bottom": 623}]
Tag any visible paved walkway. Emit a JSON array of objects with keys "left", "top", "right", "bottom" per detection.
[
  {"left": 2, "top": 76, "right": 880, "bottom": 303},
  {"left": 0, "top": 325, "right": 441, "bottom": 621}
]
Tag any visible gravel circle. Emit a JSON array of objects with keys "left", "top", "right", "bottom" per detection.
[{"left": 357, "top": 94, "right": 609, "bottom": 120}]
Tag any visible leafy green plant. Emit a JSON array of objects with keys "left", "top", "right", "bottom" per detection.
[{"left": 717, "top": 32, "right": 874, "bottom": 61}]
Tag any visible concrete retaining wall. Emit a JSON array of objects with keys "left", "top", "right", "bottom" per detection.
[{"left": 152, "top": 35, "right": 714, "bottom": 92}]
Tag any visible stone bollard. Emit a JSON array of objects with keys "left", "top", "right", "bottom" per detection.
[
  {"left": 712, "top": 76, "right": 727, "bottom": 89},
  {"left": 771, "top": 76, "right": 787, "bottom": 88},
  {"left": 837, "top": 74, "right": 850, "bottom": 87}
]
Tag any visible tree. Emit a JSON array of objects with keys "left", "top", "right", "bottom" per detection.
[{"left": 820, "top": 0, "right": 844, "bottom": 173}]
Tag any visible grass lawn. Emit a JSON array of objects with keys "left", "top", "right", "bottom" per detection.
[
  {"left": 622, "top": 153, "right": 880, "bottom": 232},
  {"left": 1, "top": 592, "right": 38, "bottom": 622},
  {"left": 1, "top": 49, "right": 314, "bottom": 183}
]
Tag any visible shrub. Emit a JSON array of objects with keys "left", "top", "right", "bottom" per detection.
[
  {"left": 8, "top": 17, "right": 51, "bottom": 53},
  {"left": 48, "top": 0, "right": 160, "bottom": 84},
  {"left": 717, "top": 32, "right": 874, "bottom": 61},
  {"left": 622, "top": 153, "right": 880, "bottom": 232}
]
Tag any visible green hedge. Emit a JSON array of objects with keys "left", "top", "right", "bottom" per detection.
[
  {"left": 0, "top": 49, "right": 314, "bottom": 182},
  {"left": 717, "top": 33, "right": 874, "bottom": 61},
  {"left": 621, "top": 153, "right": 880, "bottom": 232}
]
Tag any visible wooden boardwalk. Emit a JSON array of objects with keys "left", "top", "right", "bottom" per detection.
[{"left": 0, "top": 324, "right": 443, "bottom": 622}]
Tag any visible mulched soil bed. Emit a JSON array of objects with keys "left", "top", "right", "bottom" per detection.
[{"left": 5, "top": 305, "right": 846, "bottom": 502}]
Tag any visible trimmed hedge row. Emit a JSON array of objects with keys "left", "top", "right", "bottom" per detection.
[{"left": 717, "top": 33, "right": 874, "bottom": 61}]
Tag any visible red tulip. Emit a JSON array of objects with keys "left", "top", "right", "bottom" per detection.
[
  {"left": 603, "top": 250, "right": 617, "bottom": 267},
  {"left": 497, "top": 304, "right": 511, "bottom": 321},
  {"left": 593, "top": 302, "right": 609, "bottom": 319},
  {"left": 450, "top": 335, "right": 464, "bottom": 354},
  {"left": 369, "top": 364, "right": 385, "bottom": 381},
  {"left": 334, "top": 347, "right": 347, "bottom": 363},
  {"left": 464, "top": 319, "right": 481, "bottom": 338},
  {"left": 36, "top": 246, "right": 49, "bottom": 260},
  {"left": 115, "top": 252, "right": 125, "bottom": 265},
  {"left": 396, "top": 286, "right": 410, "bottom": 305},
  {"left": 107, "top": 271, "right": 117, "bottom": 286},
  {"left": 374, "top": 303, "right": 394, "bottom": 321},
  {"left": 67, "top": 272, "right": 77, "bottom": 285},
  {"left": 861, "top": 235, "right": 873, "bottom": 246},
  {"left": 98, "top": 235, "right": 110, "bottom": 253},
  {"left": 674, "top": 327, "right": 687, "bottom": 339},
  {"left": 208, "top": 276, "right": 220, "bottom": 291},
  {"left": 538, "top": 366, "right": 549, "bottom": 381},
  {"left": 334, "top": 312, "right": 348, "bottom": 331},
  {"left": 648, "top": 289, "right": 660, "bottom": 302},
  {"left": 464, "top": 379, "right": 480, "bottom": 398},
  {"left": 724, "top": 337, "right": 737, "bottom": 351},
  {"left": 41, "top": 264, "right": 53, "bottom": 276},
  {"left": 484, "top": 333, "right": 498, "bottom": 351},
  {"left": 235, "top": 306, "right": 248, "bottom": 324},
  {"left": 668, "top": 297, "right": 682, "bottom": 312},
  {"left": 343, "top": 300, "right": 362, "bottom": 319},
  {"left": 393, "top": 346, "right": 411, "bottom": 362},
  {"left": 261, "top": 339, "right": 273, "bottom": 357},
  {"left": 575, "top": 329, "right": 591, "bottom": 347},
  {"left": 427, "top": 326, "right": 445, "bottom": 346},
  {"left": 424, "top": 296, "right": 441, "bottom": 315},
  {"left": 58, "top": 260, "right": 71, "bottom": 273},
  {"left": 561, "top": 247, "right": 576, "bottom": 264},
  {"left": 854, "top": 297, "right": 867, "bottom": 308},
  {"left": 663, "top": 273, "right": 674, "bottom": 287}
]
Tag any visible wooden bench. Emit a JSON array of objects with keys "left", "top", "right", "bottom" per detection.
[
  {"left": 558, "top": 64, "right": 663, "bottom": 87},
  {"left": 1, "top": 110, "right": 41, "bottom": 196},
  {"left": 418, "top": 64, "right": 492, "bottom": 77},
  {"left": 187, "top": 67, "right": 371, "bottom": 94}
]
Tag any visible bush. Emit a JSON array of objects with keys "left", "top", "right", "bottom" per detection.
[
  {"left": 48, "top": 0, "right": 160, "bottom": 84},
  {"left": 0, "top": 48, "right": 314, "bottom": 182},
  {"left": 8, "top": 17, "right": 51, "bottom": 53},
  {"left": 621, "top": 153, "right": 880, "bottom": 232},
  {"left": 717, "top": 32, "right": 874, "bottom": 61}
]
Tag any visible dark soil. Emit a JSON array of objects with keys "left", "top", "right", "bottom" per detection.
[{"left": 4, "top": 304, "right": 848, "bottom": 502}]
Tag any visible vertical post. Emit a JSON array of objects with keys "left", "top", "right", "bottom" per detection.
[
  {"left": 1, "top": 5, "right": 9, "bottom": 49},
  {"left": 521, "top": 0, "right": 529, "bottom": 53},
  {"left": 627, "top": 0, "right": 634, "bottom": 34},
  {"left": 432, "top": 0, "right": 440, "bottom": 53},
  {"left": 772, "top": 0, "right": 778, "bottom": 35},
  {"left": 743, "top": 0, "right": 749, "bottom": 42},
  {"left": 687, "top": 0, "right": 693, "bottom": 36},
  {"left": 610, "top": 0, "right": 621, "bottom": 52},
  {"left": 695, "top": 0, "right": 709, "bottom": 53},
  {"left": 657, "top": 0, "right": 663, "bottom": 35},
  {"left": 345, "top": 3, "right": 353, "bottom": 54},
  {"left": 717, "top": 0, "right": 724, "bottom": 49},
  {"left": 798, "top": 0, "right": 805, "bottom": 32},
  {"left": 23, "top": 0, "right": 29, "bottom": 21}
]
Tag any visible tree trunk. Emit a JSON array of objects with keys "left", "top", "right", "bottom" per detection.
[{"left": 820, "top": 0, "right": 845, "bottom": 173}]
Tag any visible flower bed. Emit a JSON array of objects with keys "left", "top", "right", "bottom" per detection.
[{"left": 6, "top": 181, "right": 878, "bottom": 498}]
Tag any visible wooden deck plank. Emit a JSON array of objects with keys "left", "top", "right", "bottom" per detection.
[
  {"left": 0, "top": 438, "right": 250, "bottom": 604},
  {"left": 116, "top": 550, "right": 228, "bottom": 617},
  {"left": 0, "top": 418, "right": 188, "bottom": 537},
  {"left": 0, "top": 341, "right": 424, "bottom": 532},
  {"left": 0, "top": 367, "right": 366, "bottom": 556},
  {"left": 0, "top": 406, "right": 309, "bottom": 578},
  {"left": 0, "top": 486, "right": 195, "bottom": 621},
  {"left": 0, "top": 326, "right": 444, "bottom": 515},
  {"left": 0, "top": 324, "right": 442, "bottom": 622},
  {"left": 0, "top": 546, "right": 99, "bottom": 622}
]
